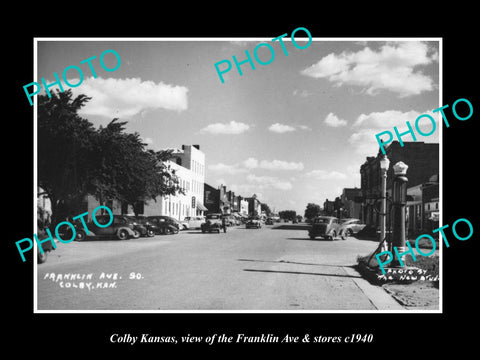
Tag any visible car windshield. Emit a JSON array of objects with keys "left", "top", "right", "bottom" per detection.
[{"left": 315, "top": 218, "right": 331, "bottom": 224}]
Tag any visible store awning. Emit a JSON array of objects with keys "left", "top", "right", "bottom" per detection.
[{"left": 196, "top": 201, "right": 208, "bottom": 211}]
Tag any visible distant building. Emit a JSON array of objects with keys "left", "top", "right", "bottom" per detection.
[
  {"left": 142, "top": 145, "right": 207, "bottom": 219},
  {"left": 341, "top": 188, "right": 362, "bottom": 219},
  {"left": 245, "top": 194, "right": 262, "bottom": 216},
  {"left": 360, "top": 141, "right": 439, "bottom": 229}
]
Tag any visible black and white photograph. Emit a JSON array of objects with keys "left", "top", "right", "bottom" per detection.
[
  {"left": 7, "top": 9, "right": 478, "bottom": 355},
  {"left": 32, "top": 38, "right": 442, "bottom": 312}
]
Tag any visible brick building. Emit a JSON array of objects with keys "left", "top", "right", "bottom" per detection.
[{"left": 360, "top": 141, "right": 439, "bottom": 229}]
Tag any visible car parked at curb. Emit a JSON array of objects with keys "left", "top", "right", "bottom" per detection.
[
  {"left": 201, "top": 213, "right": 222, "bottom": 233},
  {"left": 126, "top": 215, "right": 157, "bottom": 237},
  {"left": 37, "top": 227, "right": 55, "bottom": 263},
  {"left": 339, "top": 218, "right": 367, "bottom": 239},
  {"left": 147, "top": 216, "right": 180, "bottom": 235},
  {"left": 183, "top": 216, "right": 206, "bottom": 229},
  {"left": 308, "top": 216, "right": 342, "bottom": 240},
  {"left": 72, "top": 215, "right": 137, "bottom": 241}
]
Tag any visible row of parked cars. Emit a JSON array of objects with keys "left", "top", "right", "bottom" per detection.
[{"left": 60, "top": 213, "right": 250, "bottom": 241}]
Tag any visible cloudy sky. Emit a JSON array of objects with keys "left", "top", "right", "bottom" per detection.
[{"left": 37, "top": 38, "right": 440, "bottom": 214}]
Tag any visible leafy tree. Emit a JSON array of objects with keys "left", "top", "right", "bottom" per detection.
[
  {"left": 278, "top": 210, "right": 296, "bottom": 221},
  {"left": 261, "top": 203, "right": 271, "bottom": 216},
  {"left": 38, "top": 89, "right": 184, "bottom": 224},
  {"left": 38, "top": 90, "right": 96, "bottom": 226},
  {"left": 304, "top": 203, "right": 321, "bottom": 220}
]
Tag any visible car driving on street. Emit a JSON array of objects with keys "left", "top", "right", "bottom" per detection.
[
  {"left": 308, "top": 216, "right": 342, "bottom": 240},
  {"left": 246, "top": 217, "right": 262, "bottom": 229},
  {"left": 201, "top": 213, "right": 222, "bottom": 233}
]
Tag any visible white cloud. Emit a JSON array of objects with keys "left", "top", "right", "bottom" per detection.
[
  {"left": 200, "top": 121, "right": 250, "bottom": 135},
  {"left": 142, "top": 137, "right": 153, "bottom": 145},
  {"left": 348, "top": 109, "right": 439, "bottom": 155},
  {"left": 293, "top": 89, "right": 311, "bottom": 98},
  {"left": 259, "top": 159, "right": 304, "bottom": 171},
  {"left": 305, "top": 170, "right": 347, "bottom": 180},
  {"left": 246, "top": 174, "right": 293, "bottom": 190},
  {"left": 324, "top": 112, "right": 347, "bottom": 127},
  {"left": 242, "top": 157, "right": 259, "bottom": 169},
  {"left": 301, "top": 41, "right": 438, "bottom": 97},
  {"left": 268, "top": 123, "right": 296, "bottom": 133},
  {"left": 68, "top": 77, "right": 188, "bottom": 118},
  {"left": 209, "top": 158, "right": 304, "bottom": 173},
  {"left": 208, "top": 163, "right": 247, "bottom": 174}
]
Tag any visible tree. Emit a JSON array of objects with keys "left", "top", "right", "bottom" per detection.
[
  {"left": 38, "top": 89, "right": 184, "bottom": 225},
  {"left": 278, "top": 210, "right": 296, "bottom": 221},
  {"left": 304, "top": 203, "right": 321, "bottom": 220},
  {"left": 261, "top": 203, "right": 271, "bottom": 216},
  {"left": 38, "top": 90, "right": 97, "bottom": 226}
]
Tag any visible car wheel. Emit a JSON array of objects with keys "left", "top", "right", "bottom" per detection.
[
  {"left": 117, "top": 229, "right": 129, "bottom": 240},
  {"left": 37, "top": 251, "right": 48, "bottom": 264},
  {"left": 309, "top": 235, "right": 315, "bottom": 240},
  {"left": 331, "top": 231, "right": 337, "bottom": 240},
  {"left": 147, "top": 229, "right": 155, "bottom": 237},
  {"left": 75, "top": 230, "right": 87, "bottom": 241},
  {"left": 133, "top": 229, "right": 141, "bottom": 239},
  {"left": 342, "top": 228, "right": 351, "bottom": 240}
]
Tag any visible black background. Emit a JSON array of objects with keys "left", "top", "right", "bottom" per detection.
[{"left": 6, "top": 5, "right": 478, "bottom": 356}]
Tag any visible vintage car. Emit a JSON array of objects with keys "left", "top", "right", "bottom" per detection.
[
  {"left": 124, "top": 215, "right": 151, "bottom": 237},
  {"left": 308, "top": 216, "right": 342, "bottom": 240},
  {"left": 201, "top": 213, "right": 223, "bottom": 233},
  {"left": 72, "top": 215, "right": 137, "bottom": 241},
  {"left": 126, "top": 215, "right": 158, "bottom": 237},
  {"left": 183, "top": 216, "right": 206, "bottom": 229},
  {"left": 265, "top": 217, "right": 274, "bottom": 225},
  {"left": 147, "top": 216, "right": 180, "bottom": 235},
  {"left": 37, "top": 227, "right": 55, "bottom": 264},
  {"left": 246, "top": 217, "right": 262, "bottom": 229},
  {"left": 339, "top": 218, "right": 367, "bottom": 239}
]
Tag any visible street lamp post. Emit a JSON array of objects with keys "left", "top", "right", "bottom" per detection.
[
  {"left": 379, "top": 155, "right": 390, "bottom": 252},
  {"left": 391, "top": 161, "right": 409, "bottom": 266}
]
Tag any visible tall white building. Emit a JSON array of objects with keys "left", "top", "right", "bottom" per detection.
[{"left": 143, "top": 145, "right": 207, "bottom": 219}]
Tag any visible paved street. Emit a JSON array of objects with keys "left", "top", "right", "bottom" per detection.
[{"left": 36, "top": 224, "right": 404, "bottom": 311}]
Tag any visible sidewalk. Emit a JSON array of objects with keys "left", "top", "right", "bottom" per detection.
[{"left": 355, "top": 233, "right": 440, "bottom": 311}]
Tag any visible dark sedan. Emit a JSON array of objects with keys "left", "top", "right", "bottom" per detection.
[
  {"left": 308, "top": 216, "right": 342, "bottom": 240},
  {"left": 146, "top": 215, "right": 180, "bottom": 235},
  {"left": 72, "top": 215, "right": 137, "bottom": 241}
]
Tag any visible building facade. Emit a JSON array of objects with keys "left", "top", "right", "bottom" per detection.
[
  {"left": 142, "top": 145, "right": 207, "bottom": 219},
  {"left": 341, "top": 188, "right": 362, "bottom": 219},
  {"left": 360, "top": 141, "right": 439, "bottom": 230}
]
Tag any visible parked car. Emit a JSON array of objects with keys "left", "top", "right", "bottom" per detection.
[
  {"left": 246, "top": 217, "right": 262, "bottom": 229},
  {"left": 265, "top": 218, "right": 274, "bottom": 225},
  {"left": 308, "top": 216, "right": 342, "bottom": 240},
  {"left": 147, "top": 216, "right": 180, "bottom": 235},
  {"left": 339, "top": 218, "right": 367, "bottom": 239},
  {"left": 179, "top": 220, "right": 189, "bottom": 230},
  {"left": 201, "top": 213, "right": 223, "bottom": 233},
  {"left": 72, "top": 215, "right": 137, "bottom": 241},
  {"left": 125, "top": 215, "right": 150, "bottom": 237},
  {"left": 183, "top": 216, "right": 206, "bottom": 229},
  {"left": 37, "top": 227, "right": 55, "bottom": 263},
  {"left": 127, "top": 215, "right": 157, "bottom": 237}
]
